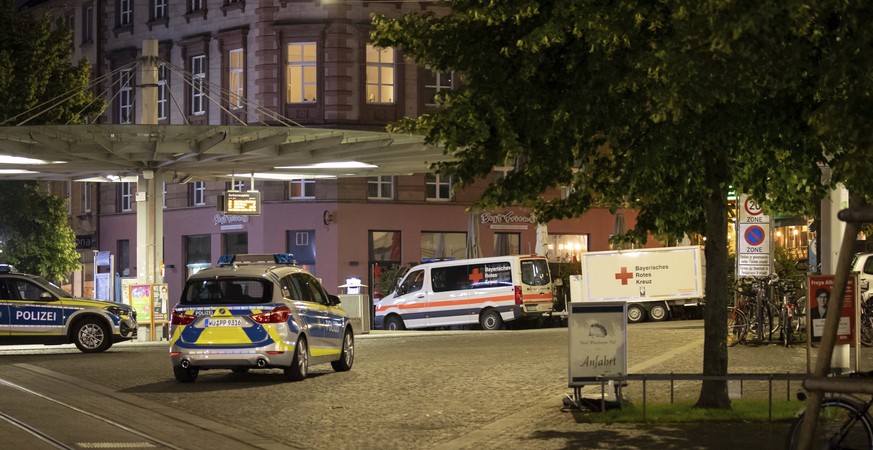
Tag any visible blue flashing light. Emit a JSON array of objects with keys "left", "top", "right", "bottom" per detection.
[
  {"left": 217, "top": 255, "right": 236, "bottom": 266},
  {"left": 0, "top": 264, "right": 16, "bottom": 273},
  {"left": 274, "top": 253, "right": 296, "bottom": 265}
]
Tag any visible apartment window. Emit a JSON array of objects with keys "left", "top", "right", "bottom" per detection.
[
  {"left": 228, "top": 49, "right": 244, "bottom": 109},
  {"left": 119, "top": 0, "right": 132, "bottom": 26},
  {"left": 286, "top": 43, "right": 317, "bottom": 103},
  {"left": 494, "top": 233, "right": 521, "bottom": 256},
  {"left": 368, "top": 176, "right": 393, "bottom": 200},
  {"left": 82, "top": 4, "right": 93, "bottom": 43},
  {"left": 421, "top": 232, "right": 466, "bottom": 261},
  {"left": 189, "top": 0, "right": 203, "bottom": 12},
  {"left": 162, "top": 182, "right": 167, "bottom": 208},
  {"left": 154, "top": 0, "right": 167, "bottom": 19},
  {"left": 424, "top": 69, "right": 454, "bottom": 106},
  {"left": 365, "top": 44, "right": 394, "bottom": 104},
  {"left": 547, "top": 234, "right": 589, "bottom": 263},
  {"left": 191, "top": 55, "right": 206, "bottom": 116},
  {"left": 287, "top": 230, "right": 316, "bottom": 273},
  {"left": 117, "top": 240, "right": 130, "bottom": 276},
  {"left": 229, "top": 180, "right": 244, "bottom": 191},
  {"left": 185, "top": 234, "right": 211, "bottom": 277},
  {"left": 118, "top": 69, "right": 133, "bottom": 124},
  {"left": 426, "top": 173, "right": 452, "bottom": 201},
  {"left": 369, "top": 231, "right": 401, "bottom": 262},
  {"left": 223, "top": 232, "right": 248, "bottom": 255},
  {"left": 290, "top": 179, "right": 315, "bottom": 199},
  {"left": 82, "top": 182, "right": 91, "bottom": 212},
  {"left": 157, "top": 64, "right": 168, "bottom": 120},
  {"left": 119, "top": 182, "right": 132, "bottom": 212},
  {"left": 191, "top": 181, "right": 206, "bottom": 206}
]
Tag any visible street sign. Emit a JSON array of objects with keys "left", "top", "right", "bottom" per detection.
[{"left": 736, "top": 194, "right": 772, "bottom": 277}]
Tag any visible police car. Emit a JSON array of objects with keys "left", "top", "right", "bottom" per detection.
[
  {"left": 169, "top": 253, "right": 354, "bottom": 383},
  {"left": 0, "top": 264, "right": 137, "bottom": 352}
]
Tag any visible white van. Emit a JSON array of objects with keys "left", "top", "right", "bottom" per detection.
[{"left": 374, "top": 255, "right": 554, "bottom": 330}]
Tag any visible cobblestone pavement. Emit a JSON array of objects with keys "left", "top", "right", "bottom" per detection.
[
  {"left": 2, "top": 319, "right": 868, "bottom": 449},
  {"left": 430, "top": 320, "right": 868, "bottom": 450}
]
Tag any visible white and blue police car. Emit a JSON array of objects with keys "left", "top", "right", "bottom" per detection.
[
  {"left": 0, "top": 264, "right": 137, "bottom": 352},
  {"left": 169, "top": 254, "right": 354, "bottom": 382}
]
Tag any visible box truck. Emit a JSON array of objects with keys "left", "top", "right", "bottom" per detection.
[{"left": 569, "top": 246, "right": 705, "bottom": 322}]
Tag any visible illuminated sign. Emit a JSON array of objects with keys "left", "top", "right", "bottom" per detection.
[{"left": 219, "top": 191, "right": 261, "bottom": 216}]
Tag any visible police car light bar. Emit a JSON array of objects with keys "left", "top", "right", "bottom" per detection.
[
  {"left": 217, "top": 254, "right": 297, "bottom": 266},
  {"left": 0, "top": 264, "right": 18, "bottom": 273}
]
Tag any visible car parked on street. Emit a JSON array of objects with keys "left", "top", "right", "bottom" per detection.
[
  {"left": 169, "top": 253, "right": 354, "bottom": 382},
  {"left": 0, "top": 264, "right": 137, "bottom": 352}
]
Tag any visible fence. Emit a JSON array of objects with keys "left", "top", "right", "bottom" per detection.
[{"left": 576, "top": 372, "right": 809, "bottom": 420}]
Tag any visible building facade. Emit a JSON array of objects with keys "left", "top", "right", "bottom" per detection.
[{"left": 30, "top": 1, "right": 639, "bottom": 308}]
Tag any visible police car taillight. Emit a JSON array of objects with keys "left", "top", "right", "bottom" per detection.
[
  {"left": 171, "top": 311, "right": 197, "bottom": 325},
  {"left": 514, "top": 286, "right": 523, "bottom": 305},
  {"left": 250, "top": 306, "right": 291, "bottom": 324}
]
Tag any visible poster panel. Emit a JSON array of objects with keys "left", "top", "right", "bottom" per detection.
[
  {"left": 808, "top": 274, "right": 857, "bottom": 344},
  {"left": 568, "top": 301, "right": 628, "bottom": 387}
]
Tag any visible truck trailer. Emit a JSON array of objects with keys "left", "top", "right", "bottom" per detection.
[{"left": 569, "top": 246, "right": 706, "bottom": 322}]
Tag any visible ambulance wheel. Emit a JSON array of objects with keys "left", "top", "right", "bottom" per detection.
[
  {"left": 480, "top": 309, "right": 504, "bottom": 330},
  {"left": 284, "top": 336, "right": 309, "bottom": 381},
  {"left": 174, "top": 366, "right": 199, "bottom": 383},
  {"left": 627, "top": 304, "right": 647, "bottom": 323},
  {"left": 648, "top": 303, "right": 670, "bottom": 322},
  {"left": 73, "top": 317, "right": 111, "bottom": 353},
  {"left": 384, "top": 315, "right": 406, "bottom": 331}
]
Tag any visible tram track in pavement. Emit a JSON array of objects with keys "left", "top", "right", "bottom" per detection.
[{"left": 0, "top": 363, "right": 296, "bottom": 450}]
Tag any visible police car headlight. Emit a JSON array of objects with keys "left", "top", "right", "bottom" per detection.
[{"left": 104, "top": 305, "right": 131, "bottom": 317}]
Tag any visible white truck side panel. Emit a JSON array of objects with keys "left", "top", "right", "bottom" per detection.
[{"left": 575, "top": 246, "right": 705, "bottom": 302}]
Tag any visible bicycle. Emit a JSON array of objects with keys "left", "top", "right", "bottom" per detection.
[
  {"left": 787, "top": 371, "right": 873, "bottom": 448},
  {"left": 777, "top": 278, "right": 805, "bottom": 347},
  {"left": 727, "top": 305, "right": 749, "bottom": 347}
]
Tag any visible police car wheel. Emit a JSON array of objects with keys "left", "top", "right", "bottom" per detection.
[
  {"left": 174, "top": 366, "right": 199, "bottom": 383},
  {"left": 384, "top": 315, "right": 405, "bottom": 331},
  {"left": 331, "top": 329, "right": 354, "bottom": 372},
  {"left": 480, "top": 309, "right": 504, "bottom": 330},
  {"left": 284, "top": 336, "right": 309, "bottom": 381},
  {"left": 73, "top": 318, "right": 111, "bottom": 353}
]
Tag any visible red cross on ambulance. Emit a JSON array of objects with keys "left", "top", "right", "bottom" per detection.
[
  {"left": 615, "top": 267, "right": 634, "bottom": 285},
  {"left": 468, "top": 268, "right": 484, "bottom": 283}
]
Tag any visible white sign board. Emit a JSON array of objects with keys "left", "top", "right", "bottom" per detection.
[
  {"left": 736, "top": 194, "right": 772, "bottom": 277},
  {"left": 568, "top": 301, "right": 628, "bottom": 387}
]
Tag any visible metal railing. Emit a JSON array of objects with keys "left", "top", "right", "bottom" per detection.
[{"left": 575, "top": 372, "right": 808, "bottom": 420}]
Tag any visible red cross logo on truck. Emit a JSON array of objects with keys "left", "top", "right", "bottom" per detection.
[
  {"left": 469, "top": 268, "right": 484, "bottom": 283},
  {"left": 615, "top": 267, "right": 634, "bottom": 285}
]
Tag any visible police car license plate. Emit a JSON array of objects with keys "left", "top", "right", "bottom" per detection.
[{"left": 205, "top": 318, "right": 244, "bottom": 327}]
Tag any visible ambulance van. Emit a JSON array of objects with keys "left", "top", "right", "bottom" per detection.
[{"left": 374, "top": 255, "right": 554, "bottom": 331}]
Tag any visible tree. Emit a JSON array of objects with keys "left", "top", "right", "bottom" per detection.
[
  {"left": 0, "top": 1, "right": 103, "bottom": 281},
  {"left": 0, "top": 181, "right": 82, "bottom": 280},
  {"left": 372, "top": 1, "right": 845, "bottom": 408},
  {"left": 0, "top": 0, "right": 101, "bottom": 125}
]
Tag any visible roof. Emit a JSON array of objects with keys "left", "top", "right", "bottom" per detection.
[{"left": 0, "top": 124, "right": 452, "bottom": 182}]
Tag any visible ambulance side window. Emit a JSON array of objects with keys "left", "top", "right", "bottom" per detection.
[{"left": 397, "top": 270, "right": 424, "bottom": 296}]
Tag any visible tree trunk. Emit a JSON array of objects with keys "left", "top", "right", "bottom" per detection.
[{"left": 695, "top": 152, "right": 732, "bottom": 409}]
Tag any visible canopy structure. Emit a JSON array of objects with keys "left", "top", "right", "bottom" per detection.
[
  {"left": 0, "top": 40, "right": 452, "bottom": 291},
  {"left": 0, "top": 124, "right": 447, "bottom": 182}
]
